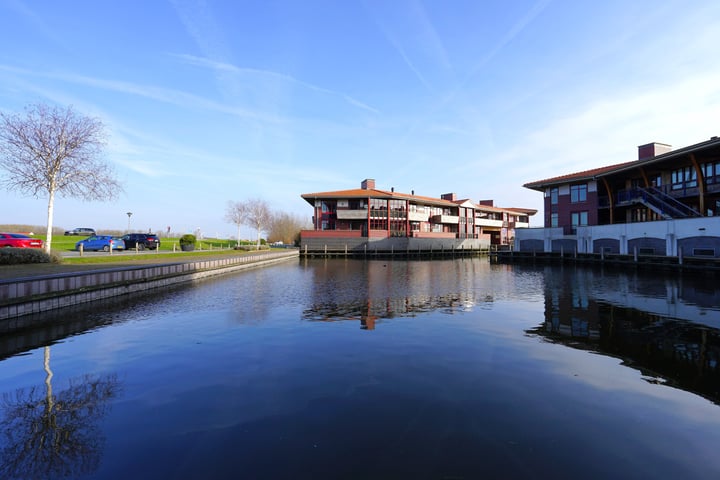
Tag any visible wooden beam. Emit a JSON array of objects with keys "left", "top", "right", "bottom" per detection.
[{"left": 690, "top": 153, "right": 705, "bottom": 214}]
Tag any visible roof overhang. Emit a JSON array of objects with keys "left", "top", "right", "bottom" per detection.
[{"left": 523, "top": 136, "right": 720, "bottom": 192}]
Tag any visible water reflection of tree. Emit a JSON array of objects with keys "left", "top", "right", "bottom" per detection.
[{"left": 0, "top": 347, "right": 121, "bottom": 480}]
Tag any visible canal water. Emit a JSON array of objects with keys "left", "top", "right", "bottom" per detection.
[{"left": 1, "top": 258, "right": 719, "bottom": 479}]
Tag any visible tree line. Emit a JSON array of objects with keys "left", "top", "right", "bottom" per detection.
[{"left": 225, "top": 199, "right": 310, "bottom": 247}]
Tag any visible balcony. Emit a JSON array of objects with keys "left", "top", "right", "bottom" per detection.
[
  {"left": 510, "top": 221, "right": 529, "bottom": 229},
  {"left": 336, "top": 209, "right": 368, "bottom": 220},
  {"left": 408, "top": 210, "right": 428, "bottom": 222},
  {"left": 475, "top": 218, "right": 503, "bottom": 228},
  {"left": 431, "top": 214, "right": 459, "bottom": 224}
]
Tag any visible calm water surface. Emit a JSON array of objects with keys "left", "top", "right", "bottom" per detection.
[{"left": 1, "top": 258, "right": 719, "bottom": 479}]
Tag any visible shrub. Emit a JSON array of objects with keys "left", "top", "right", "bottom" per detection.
[
  {"left": 179, "top": 234, "right": 196, "bottom": 246},
  {"left": 48, "top": 251, "right": 64, "bottom": 264},
  {"left": 0, "top": 248, "right": 53, "bottom": 265}
]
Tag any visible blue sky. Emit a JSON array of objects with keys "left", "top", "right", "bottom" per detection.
[{"left": 1, "top": 0, "right": 719, "bottom": 239}]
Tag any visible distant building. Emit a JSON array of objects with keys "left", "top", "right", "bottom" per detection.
[
  {"left": 518, "top": 136, "right": 720, "bottom": 257},
  {"left": 300, "top": 179, "right": 536, "bottom": 255}
]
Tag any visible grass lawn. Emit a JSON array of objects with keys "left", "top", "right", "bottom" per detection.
[
  {"left": 0, "top": 246, "right": 287, "bottom": 280},
  {"left": 62, "top": 248, "right": 266, "bottom": 265},
  {"left": 45, "top": 235, "right": 241, "bottom": 252}
]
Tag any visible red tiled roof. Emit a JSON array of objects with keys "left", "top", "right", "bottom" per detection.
[
  {"left": 301, "top": 188, "right": 458, "bottom": 206},
  {"left": 523, "top": 160, "right": 638, "bottom": 190},
  {"left": 504, "top": 207, "right": 538, "bottom": 215},
  {"left": 523, "top": 136, "right": 720, "bottom": 191},
  {"left": 301, "top": 188, "right": 537, "bottom": 215}
]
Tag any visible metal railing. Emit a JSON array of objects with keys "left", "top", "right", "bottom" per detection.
[{"left": 617, "top": 187, "right": 701, "bottom": 219}]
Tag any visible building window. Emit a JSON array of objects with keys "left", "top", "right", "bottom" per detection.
[
  {"left": 630, "top": 208, "right": 649, "bottom": 222},
  {"left": 570, "top": 184, "right": 587, "bottom": 203},
  {"left": 369, "top": 198, "right": 388, "bottom": 230},
  {"left": 321, "top": 200, "right": 336, "bottom": 213},
  {"left": 702, "top": 162, "right": 720, "bottom": 184},
  {"left": 671, "top": 167, "right": 697, "bottom": 190},
  {"left": 389, "top": 199, "right": 405, "bottom": 218},
  {"left": 550, "top": 188, "right": 558, "bottom": 205},
  {"left": 550, "top": 213, "right": 558, "bottom": 227},
  {"left": 571, "top": 211, "right": 588, "bottom": 227}
]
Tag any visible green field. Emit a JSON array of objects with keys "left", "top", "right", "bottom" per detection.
[
  {"left": 3, "top": 226, "right": 278, "bottom": 267},
  {"left": 51, "top": 235, "right": 241, "bottom": 252},
  {"left": 61, "top": 248, "right": 268, "bottom": 265}
]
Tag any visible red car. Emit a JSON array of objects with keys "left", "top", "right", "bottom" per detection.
[{"left": 0, "top": 233, "right": 44, "bottom": 248}]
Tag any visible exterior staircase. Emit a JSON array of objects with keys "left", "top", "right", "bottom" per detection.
[{"left": 625, "top": 187, "right": 702, "bottom": 219}]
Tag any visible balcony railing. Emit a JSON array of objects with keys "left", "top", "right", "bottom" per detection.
[
  {"left": 617, "top": 188, "right": 701, "bottom": 219},
  {"left": 475, "top": 218, "right": 503, "bottom": 228},
  {"left": 336, "top": 209, "right": 368, "bottom": 220},
  {"left": 408, "top": 211, "right": 428, "bottom": 222},
  {"left": 431, "top": 214, "right": 459, "bottom": 224}
]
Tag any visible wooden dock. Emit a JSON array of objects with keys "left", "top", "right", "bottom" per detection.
[{"left": 299, "top": 244, "right": 491, "bottom": 259}]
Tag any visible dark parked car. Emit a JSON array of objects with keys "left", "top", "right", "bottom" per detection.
[
  {"left": 0, "top": 233, "right": 44, "bottom": 248},
  {"left": 64, "top": 227, "right": 96, "bottom": 236},
  {"left": 75, "top": 235, "right": 125, "bottom": 252},
  {"left": 121, "top": 233, "right": 161, "bottom": 250}
]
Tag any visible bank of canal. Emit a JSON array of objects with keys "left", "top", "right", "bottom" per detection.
[{"left": 0, "top": 249, "right": 299, "bottom": 324}]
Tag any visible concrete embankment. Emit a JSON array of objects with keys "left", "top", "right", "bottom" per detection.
[
  {"left": 493, "top": 250, "right": 720, "bottom": 272},
  {"left": 0, "top": 250, "right": 299, "bottom": 324}
]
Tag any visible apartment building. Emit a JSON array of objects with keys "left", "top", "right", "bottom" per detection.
[
  {"left": 300, "top": 179, "right": 536, "bottom": 254},
  {"left": 518, "top": 136, "right": 720, "bottom": 257}
]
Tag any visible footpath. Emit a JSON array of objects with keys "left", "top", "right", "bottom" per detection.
[{"left": 0, "top": 249, "right": 299, "bottom": 324}]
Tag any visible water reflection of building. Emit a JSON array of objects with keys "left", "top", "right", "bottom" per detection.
[
  {"left": 302, "top": 258, "right": 501, "bottom": 329},
  {"left": 528, "top": 266, "right": 720, "bottom": 404}
]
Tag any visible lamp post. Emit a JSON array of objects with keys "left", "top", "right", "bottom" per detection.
[{"left": 126, "top": 212, "right": 132, "bottom": 232}]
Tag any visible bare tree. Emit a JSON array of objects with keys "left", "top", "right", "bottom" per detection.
[
  {"left": 0, "top": 347, "right": 121, "bottom": 480},
  {"left": 225, "top": 198, "right": 273, "bottom": 249},
  {"left": 0, "top": 103, "right": 122, "bottom": 252},
  {"left": 224, "top": 200, "right": 247, "bottom": 246},
  {"left": 268, "top": 211, "right": 310, "bottom": 245}
]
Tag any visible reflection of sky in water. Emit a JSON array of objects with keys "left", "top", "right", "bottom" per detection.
[{"left": 0, "top": 259, "right": 719, "bottom": 479}]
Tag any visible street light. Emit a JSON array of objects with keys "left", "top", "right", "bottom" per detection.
[{"left": 126, "top": 212, "right": 132, "bottom": 231}]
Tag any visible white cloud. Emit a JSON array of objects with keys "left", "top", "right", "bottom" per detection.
[
  {"left": 173, "top": 54, "right": 380, "bottom": 114},
  {"left": 498, "top": 69, "right": 720, "bottom": 185}
]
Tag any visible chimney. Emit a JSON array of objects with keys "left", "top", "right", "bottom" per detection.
[
  {"left": 441, "top": 193, "right": 456, "bottom": 201},
  {"left": 391, "top": 187, "right": 394, "bottom": 192},
  {"left": 478, "top": 200, "right": 494, "bottom": 207},
  {"left": 361, "top": 179, "right": 375, "bottom": 190},
  {"left": 638, "top": 142, "right": 672, "bottom": 160}
]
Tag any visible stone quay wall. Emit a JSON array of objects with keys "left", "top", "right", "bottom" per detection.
[{"left": 0, "top": 250, "right": 299, "bottom": 324}]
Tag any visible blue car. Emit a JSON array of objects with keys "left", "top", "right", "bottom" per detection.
[{"left": 75, "top": 235, "right": 125, "bottom": 252}]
